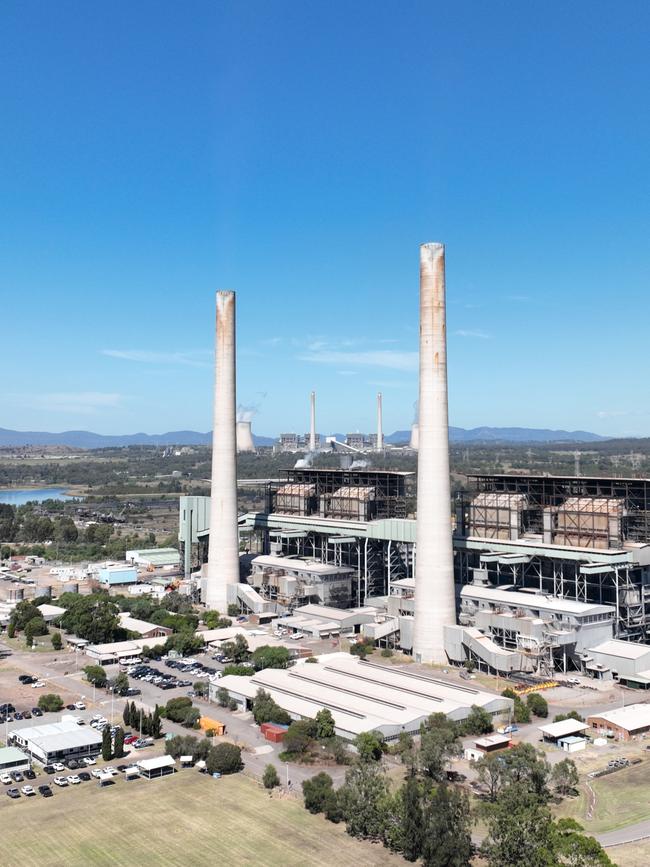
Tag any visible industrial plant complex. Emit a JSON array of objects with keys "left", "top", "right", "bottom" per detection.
[{"left": 176, "top": 241, "right": 650, "bottom": 705}]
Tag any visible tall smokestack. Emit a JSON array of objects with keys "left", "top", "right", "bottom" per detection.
[
  {"left": 376, "top": 392, "right": 384, "bottom": 451},
  {"left": 236, "top": 420, "right": 255, "bottom": 453},
  {"left": 309, "top": 391, "right": 316, "bottom": 452},
  {"left": 205, "top": 290, "right": 239, "bottom": 611},
  {"left": 409, "top": 423, "right": 419, "bottom": 451},
  {"left": 413, "top": 243, "right": 456, "bottom": 664}
]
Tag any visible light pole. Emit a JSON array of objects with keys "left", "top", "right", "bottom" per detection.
[{"left": 285, "top": 762, "right": 289, "bottom": 788}]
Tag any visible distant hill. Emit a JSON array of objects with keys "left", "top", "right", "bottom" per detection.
[
  {"left": 386, "top": 427, "right": 608, "bottom": 444},
  {"left": 0, "top": 425, "right": 607, "bottom": 449}
]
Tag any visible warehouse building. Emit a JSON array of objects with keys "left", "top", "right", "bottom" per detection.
[
  {"left": 117, "top": 612, "right": 172, "bottom": 640},
  {"left": 583, "top": 639, "right": 650, "bottom": 687},
  {"left": 587, "top": 703, "right": 650, "bottom": 741},
  {"left": 10, "top": 720, "right": 102, "bottom": 765},
  {"left": 84, "top": 638, "right": 152, "bottom": 664},
  {"left": 37, "top": 603, "right": 66, "bottom": 622},
  {"left": 98, "top": 564, "right": 138, "bottom": 586},
  {"left": 213, "top": 653, "right": 513, "bottom": 740},
  {"left": 125, "top": 548, "right": 181, "bottom": 569}
]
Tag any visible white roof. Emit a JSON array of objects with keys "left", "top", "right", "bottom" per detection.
[
  {"left": 137, "top": 755, "right": 176, "bottom": 772},
  {"left": 10, "top": 720, "right": 102, "bottom": 752},
  {"left": 539, "top": 719, "right": 589, "bottom": 738},
  {"left": 461, "top": 584, "right": 614, "bottom": 617},
  {"left": 475, "top": 734, "right": 511, "bottom": 749},
  {"left": 589, "top": 639, "right": 650, "bottom": 660},
  {"left": 252, "top": 555, "right": 353, "bottom": 575},
  {"left": 118, "top": 612, "right": 170, "bottom": 635},
  {"left": 293, "top": 603, "right": 376, "bottom": 623},
  {"left": 589, "top": 703, "right": 650, "bottom": 732},
  {"left": 37, "top": 604, "right": 66, "bottom": 617},
  {"left": 217, "top": 653, "right": 512, "bottom": 739},
  {"left": 86, "top": 639, "right": 151, "bottom": 655}
]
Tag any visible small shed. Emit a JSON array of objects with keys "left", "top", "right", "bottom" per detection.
[
  {"left": 180, "top": 755, "right": 194, "bottom": 768},
  {"left": 125, "top": 766, "right": 140, "bottom": 781},
  {"left": 558, "top": 736, "right": 586, "bottom": 753},
  {"left": 137, "top": 755, "right": 176, "bottom": 780}
]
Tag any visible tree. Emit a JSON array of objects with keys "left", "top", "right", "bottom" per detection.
[
  {"left": 422, "top": 783, "right": 473, "bottom": 867},
  {"left": 51, "top": 631, "right": 62, "bottom": 651},
  {"left": 354, "top": 731, "right": 384, "bottom": 763},
  {"left": 222, "top": 664, "right": 255, "bottom": 676},
  {"left": 553, "top": 818, "right": 614, "bottom": 866},
  {"left": 193, "top": 680, "right": 208, "bottom": 697},
  {"left": 113, "top": 727, "right": 125, "bottom": 758},
  {"left": 474, "top": 751, "right": 505, "bottom": 802},
  {"left": 151, "top": 705, "right": 162, "bottom": 739},
  {"left": 554, "top": 710, "right": 584, "bottom": 723},
  {"left": 527, "top": 693, "right": 549, "bottom": 719},
  {"left": 263, "top": 763, "right": 280, "bottom": 789},
  {"left": 227, "top": 604, "right": 239, "bottom": 617},
  {"left": 482, "top": 783, "right": 557, "bottom": 867},
  {"left": 60, "top": 594, "right": 120, "bottom": 644},
  {"left": 252, "top": 689, "right": 291, "bottom": 726},
  {"left": 283, "top": 719, "right": 317, "bottom": 755},
  {"left": 123, "top": 702, "right": 131, "bottom": 727},
  {"left": 460, "top": 704, "right": 494, "bottom": 735},
  {"left": 38, "top": 693, "right": 63, "bottom": 712},
  {"left": 102, "top": 726, "right": 112, "bottom": 761},
  {"left": 501, "top": 743, "right": 550, "bottom": 800},
  {"left": 183, "top": 707, "right": 201, "bottom": 728},
  {"left": 385, "top": 772, "right": 423, "bottom": 862},
  {"left": 315, "top": 708, "right": 335, "bottom": 740},
  {"left": 206, "top": 742, "right": 243, "bottom": 775},
  {"left": 551, "top": 759, "right": 579, "bottom": 797},
  {"left": 9, "top": 600, "right": 43, "bottom": 632},
  {"left": 349, "top": 637, "right": 375, "bottom": 659},
  {"left": 338, "top": 760, "right": 389, "bottom": 840},
  {"left": 83, "top": 664, "right": 108, "bottom": 687},
  {"left": 204, "top": 610, "right": 232, "bottom": 629},
  {"left": 216, "top": 687, "right": 230, "bottom": 707},
  {"left": 221, "top": 634, "right": 250, "bottom": 663},
  {"left": 24, "top": 616, "right": 48, "bottom": 644},
  {"left": 251, "top": 645, "right": 291, "bottom": 671},
  {"left": 419, "top": 713, "right": 462, "bottom": 781},
  {"left": 55, "top": 516, "right": 78, "bottom": 543},
  {"left": 112, "top": 672, "right": 129, "bottom": 695},
  {"left": 302, "top": 772, "right": 337, "bottom": 814}
]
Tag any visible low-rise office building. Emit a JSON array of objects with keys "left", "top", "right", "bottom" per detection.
[
  {"left": 9, "top": 720, "right": 102, "bottom": 764},
  {"left": 117, "top": 612, "right": 172, "bottom": 640},
  {"left": 0, "top": 746, "right": 31, "bottom": 773},
  {"left": 587, "top": 704, "right": 650, "bottom": 740}
]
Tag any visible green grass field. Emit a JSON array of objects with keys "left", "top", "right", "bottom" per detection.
[
  {"left": 554, "top": 761, "right": 650, "bottom": 834},
  {"left": 0, "top": 771, "right": 404, "bottom": 866}
]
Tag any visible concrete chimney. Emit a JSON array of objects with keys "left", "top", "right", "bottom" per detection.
[
  {"left": 409, "top": 423, "right": 419, "bottom": 451},
  {"left": 309, "top": 391, "right": 316, "bottom": 452},
  {"left": 376, "top": 392, "right": 384, "bottom": 451},
  {"left": 205, "top": 290, "right": 240, "bottom": 611},
  {"left": 413, "top": 243, "right": 456, "bottom": 664},
  {"left": 236, "top": 420, "right": 255, "bottom": 453}
]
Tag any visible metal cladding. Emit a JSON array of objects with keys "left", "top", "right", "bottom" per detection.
[
  {"left": 309, "top": 391, "right": 316, "bottom": 452},
  {"left": 409, "top": 423, "right": 419, "bottom": 451},
  {"left": 205, "top": 290, "right": 240, "bottom": 611},
  {"left": 236, "top": 420, "right": 255, "bottom": 453},
  {"left": 413, "top": 243, "right": 456, "bottom": 664},
  {"left": 376, "top": 392, "right": 384, "bottom": 451}
]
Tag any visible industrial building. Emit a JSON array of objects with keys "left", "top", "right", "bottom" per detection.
[
  {"left": 213, "top": 653, "right": 513, "bottom": 740},
  {"left": 98, "top": 564, "right": 137, "bottom": 586},
  {"left": 125, "top": 548, "right": 181, "bottom": 569},
  {"left": 0, "top": 746, "right": 31, "bottom": 773},
  {"left": 587, "top": 704, "right": 650, "bottom": 741},
  {"left": 117, "top": 611, "right": 172, "bottom": 640},
  {"left": 10, "top": 720, "right": 102, "bottom": 765}
]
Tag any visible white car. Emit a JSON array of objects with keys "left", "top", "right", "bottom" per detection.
[
  {"left": 103, "top": 767, "right": 118, "bottom": 776},
  {"left": 31, "top": 681, "right": 45, "bottom": 688},
  {"left": 21, "top": 785, "right": 36, "bottom": 796},
  {"left": 52, "top": 763, "right": 66, "bottom": 772},
  {"left": 53, "top": 776, "right": 68, "bottom": 787},
  {"left": 91, "top": 769, "right": 103, "bottom": 779},
  {"left": 75, "top": 702, "right": 86, "bottom": 710},
  {"left": 0, "top": 773, "right": 12, "bottom": 785},
  {"left": 82, "top": 757, "right": 96, "bottom": 766},
  {"left": 67, "top": 775, "right": 81, "bottom": 785}
]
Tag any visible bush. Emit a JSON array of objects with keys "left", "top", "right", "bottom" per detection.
[
  {"left": 526, "top": 693, "right": 549, "bottom": 718},
  {"left": 263, "top": 763, "right": 280, "bottom": 789},
  {"left": 252, "top": 689, "right": 292, "bottom": 726},
  {"left": 206, "top": 742, "right": 243, "bottom": 775},
  {"left": 228, "top": 699, "right": 238, "bottom": 711},
  {"left": 283, "top": 719, "right": 318, "bottom": 755},
  {"left": 38, "top": 693, "right": 64, "bottom": 712},
  {"left": 51, "top": 632, "right": 62, "bottom": 651},
  {"left": 305, "top": 656, "right": 318, "bottom": 664},
  {"left": 216, "top": 688, "right": 230, "bottom": 707},
  {"left": 380, "top": 648, "right": 393, "bottom": 658},
  {"left": 222, "top": 664, "right": 255, "bottom": 677},
  {"left": 227, "top": 604, "right": 239, "bottom": 617},
  {"left": 83, "top": 664, "right": 107, "bottom": 687},
  {"left": 302, "top": 772, "right": 337, "bottom": 814},
  {"left": 459, "top": 705, "right": 494, "bottom": 735}
]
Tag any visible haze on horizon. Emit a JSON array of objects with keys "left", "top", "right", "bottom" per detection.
[{"left": 2, "top": 2, "right": 650, "bottom": 439}]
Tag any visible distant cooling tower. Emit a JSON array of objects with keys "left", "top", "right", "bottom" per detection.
[
  {"left": 412, "top": 243, "right": 456, "bottom": 664},
  {"left": 236, "top": 420, "right": 255, "bottom": 453},
  {"left": 205, "top": 290, "right": 240, "bottom": 611},
  {"left": 409, "top": 423, "right": 419, "bottom": 451}
]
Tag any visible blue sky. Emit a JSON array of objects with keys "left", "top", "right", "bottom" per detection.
[{"left": 2, "top": 1, "right": 650, "bottom": 437}]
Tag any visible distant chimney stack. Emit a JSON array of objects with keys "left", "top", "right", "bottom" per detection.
[
  {"left": 309, "top": 391, "right": 316, "bottom": 452},
  {"left": 376, "top": 392, "right": 384, "bottom": 451}
]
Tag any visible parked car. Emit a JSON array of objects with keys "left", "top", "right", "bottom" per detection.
[
  {"left": 91, "top": 769, "right": 103, "bottom": 779},
  {"left": 53, "top": 776, "right": 68, "bottom": 787},
  {"left": 6, "top": 788, "right": 20, "bottom": 799},
  {"left": 13, "top": 712, "right": 23, "bottom": 721},
  {"left": 21, "top": 785, "right": 36, "bottom": 796},
  {"left": 75, "top": 701, "right": 86, "bottom": 710},
  {"left": 22, "top": 710, "right": 32, "bottom": 719},
  {"left": 18, "top": 675, "right": 37, "bottom": 684},
  {"left": 0, "top": 773, "right": 12, "bottom": 785},
  {"left": 67, "top": 775, "right": 81, "bottom": 785},
  {"left": 10, "top": 771, "right": 24, "bottom": 782},
  {"left": 82, "top": 757, "right": 96, "bottom": 766},
  {"left": 31, "top": 707, "right": 43, "bottom": 716},
  {"left": 124, "top": 735, "right": 139, "bottom": 745},
  {"left": 42, "top": 764, "right": 56, "bottom": 774},
  {"left": 31, "top": 681, "right": 45, "bottom": 688},
  {"left": 24, "top": 769, "right": 36, "bottom": 780},
  {"left": 65, "top": 704, "right": 76, "bottom": 711},
  {"left": 52, "top": 763, "right": 66, "bottom": 773},
  {"left": 78, "top": 772, "right": 91, "bottom": 782},
  {"left": 134, "top": 738, "right": 153, "bottom": 749},
  {"left": 38, "top": 785, "right": 53, "bottom": 798},
  {"left": 66, "top": 759, "right": 80, "bottom": 770}
]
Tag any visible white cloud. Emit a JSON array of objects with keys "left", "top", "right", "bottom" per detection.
[
  {"left": 596, "top": 410, "right": 631, "bottom": 419},
  {"left": 101, "top": 349, "right": 211, "bottom": 367},
  {"left": 298, "top": 349, "right": 418, "bottom": 372},
  {"left": 454, "top": 329, "right": 491, "bottom": 340},
  {"left": 11, "top": 392, "right": 124, "bottom": 414}
]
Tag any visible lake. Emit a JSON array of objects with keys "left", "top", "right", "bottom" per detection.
[{"left": 0, "top": 487, "right": 81, "bottom": 506}]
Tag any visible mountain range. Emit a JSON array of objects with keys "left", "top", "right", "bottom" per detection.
[{"left": 0, "top": 426, "right": 608, "bottom": 449}]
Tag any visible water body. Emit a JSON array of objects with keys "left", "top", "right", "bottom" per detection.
[{"left": 0, "top": 487, "right": 80, "bottom": 506}]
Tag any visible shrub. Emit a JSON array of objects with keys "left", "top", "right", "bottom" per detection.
[
  {"left": 38, "top": 693, "right": 63, "bottom": 712},
  {"left": 263, "top": 763, "right": 280, "bottom": 789},
  {"left": 206, "top": 742, "right": 243, "bottom": 775},
  {"left": 302, "top": 772, "right": 337, "bottom": 814},
  {"left": 216, "top": 688, "right": 230, "bottom": 708},
  {"left": 526, "top": 693, "right": 549, "bottom": 719},
  {"left": 51, "top": 632, "right": 62, "bottom": 651},
  {"left": 380, "top": 648, "right": 393, "bottom": 658},
  {"left": 284, "top": 719, "right": 318, "bottom": 755},
  {"left": 83, "top": 664, "right": 107, "bottom": 687}
]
